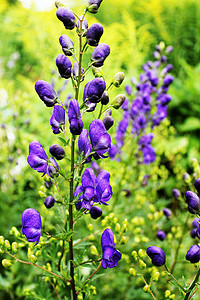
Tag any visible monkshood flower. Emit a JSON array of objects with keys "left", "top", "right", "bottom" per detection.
[
  {"left": 44, "top": 196, "right": 55, "bottom": 209},
  {"left": 157, "top": 230, "right": 166, "bottom": 241},
  {"left": 89, "top": 119, "right": 111, "bottom": 159},
  {"left": 73, "top": 62, "right": 85, "bottom": 82},
  {"left": 86, "top": 23, "right": 104, "bottom": 46},
  {"left": 56, "top": 54, "right": 72, "bottom": 79},
  {"left": 59, "top": 34, "right": 74, "bottom": 56},
  {"left": 163, "top": 75, "right": 174, "bottom": 87},
  {"left": 108, "top": 144, "right": 117, "bottom": 160},
  {"left": 90, "top": 206, "right": 102, "bottom": 219},
  {"left": 47, "top": 157, "right": 59, "bottom": 178},
  {"left": 83, "top": 78, "right": 106, "bottom": 103},
  {"left": 186, "top": 245, "right": 200, "bottom": 263},
  {"left": 100, "top": 91, "right": 109, "bottom": 105},
  {"left": 101, "top": 228, "right": 122, "bottom": 269},
  {"left": 27, "top": 141, "right": 48, "bottom": 175},
  {"left": 172, "top": 188, "right": 181, "bottom": 199},
  {"left": 190, "top": 228, "right": 197, "bottom": 238},
  {"left": 192, "top": 218, "right": 200, "bottom": 228},
  {"left": 45, "top": 179, "right": 53, "bottom": 189},
  {"left": 91, "top": 43, "right": 110, "bottom": 67},
  {"left": 163, "top": 208, "right": 172, "bottom": 219},
  {"left": 146, "top": 246, "right": 166, "bottom": 266},
  {"left": 50, "top": 105, "right": 65, "bottom": 134},
  {"left": 125, "top": 84, "right": 132, "bottom": 96},
  {"left": 35, "top": 80, "right": 57, "bottom": 107},
  {"left": 194, "top": 178, "right": 200, "bottom": 193},
  {"left": 103, "top": 116, "right": 114, "bottom": 131},
  {"left": 91, "top": 161, "right": 101, "bottom": 174},
  {"left": 68, "top": 99, "right": 83, "bottom": 135},
  {"left": 49, "top": 144, "right": 65, "bottom": 160},
  {"left": 56, "top": 7, "right": 76, "bottom": 30},
  {"left": 95, "top": 170, "right": 112, "bottom": 205},
  {"left": 88, "top": 0, "right": 103, "bottom": 14},
  {"left": 22, "top": 208, "right": 42, "bottom": 245},
  {"left": 78, "top": 129, "right": 92, "bottom": 163},
  {"left": 185, "top": 191, "right": 200, "bottom": 214}
]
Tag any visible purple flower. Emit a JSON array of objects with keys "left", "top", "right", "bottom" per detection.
[
  {"left": 88, "top": 0, "right": 103, "bottom": 13},
  {"left": 47, "top": 157, "right": 59, "bottom": 178},
  {"left": 83, "top": 78, "right": 106, "bottom": 103},
  {"left": 109, "top": 144, "right": 117, "bottom": 160},
  {"left": 81, "top": 168, "right": 97, "bottom": 210},
  {"left": 50, "top": 105, "right": 65, "bottom": 134},
  {"left": 56, "top": 7, "right": 76, "bottom": 30},
  {"left": 90, "top": 206, "right": 102, "bottom": 219},
  {"left": 22, "top": 208, "right": 42, "bottom": 245},
  {"left": 86, "top": 23, "right": 104, "bottom": 46},
  {"left": 192, "top": 218, "right": 200, "bottom": 228},
  {"left": 91, "top": 161, "right": 101, "bottom": 174},
  {"left": 27, "top": 141, "right": 48, "bottom": 175},
  {"left": 125, "top": 84, "right": 132, "bottom": 96},
  {"left": 140, "top": 144, "right": 156, "bottom": 165},
  {"left": 78, "top": 129, "right": 92, "bottom": 163},
  {"left": 185, "top": 191, "right": 200, "bottom": 214},
  {"left": 91, "top": 43, "right": 110, "bottom": 67},
  {"left": 73, "top": 62, "right": 85, "bottom": 81},
  {"left": 49, "top": 144, "right": 65, "bottom": 160},
  {"left": 59, "top": 34, "right": 74, "bottom": 56},
  {"left": 172, "top": 188, "right": 181, "bottom": 199},
  {"left": 35, "top": 80, "right": 57, "bottom": 107},
  {"left": 163, "top": 208, "right": 172, "bottom": 219},
  {"left": 186, "top": 245, "right": 200, "bottom": 263},
  {"left": 45, "top": 180, "right": 53, "bottom": 189},
  {"left": 163, "top": 75, "right": 174, "bottom": 87},
  {"left": 101, "top": 228, "right": 122, "bottom": 269},
  {"left": 100, "top": 91, "right": 109, "bottom": 105},
  {"left": 89, "top": 119, "right": 111, "bottom": 159},
  {"left": 96, "top": 170, "right": 112, "bottom": 204},
  {"left": 191, "top": 228, "right": 197, "bottom": 238},
  {"left": 146, "top": 246, "right": 166, "bottom": 266},
  {"left": 56, "top": 54, "right": 72, "bottom": 79},
  {"left": 44, "top": 196, "right": 55, "bottom": 209},
  {"left": 68, "top": 99, "right": 83, "bottom": 135},
  {"left": 194, "top": 178, "right": 200, "bottom": 194},
  {"left": 103, "top": 116, "right": 114, "bottom": 131},
  {"left": 157, "top": 230, "right": 166, "bottom": 241}
]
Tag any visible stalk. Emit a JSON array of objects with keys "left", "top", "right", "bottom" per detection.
[{"left": 184, "top": 268, "right": 200, "bottom": 300}]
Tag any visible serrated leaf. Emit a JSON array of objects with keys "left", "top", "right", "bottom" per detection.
[{"left": 57, "top": 136, "right": 68, "bottom": 146}]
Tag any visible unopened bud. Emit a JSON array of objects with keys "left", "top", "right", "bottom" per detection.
[
  {"left": 112, "top": 94, "right": 126, "bottom": 109},
  {"left": 165, "top": 290, "right": 171, "bottom": 298},
  {"left": 129, "top": 267, "right": 136, "bottom": 276},
  {"left": 143, "top": 284, "right": 150, "bottom": 293},
  {"left": 139, "top": 259, "right": 146, "bottom": 269},
  {"left": 4, "top": 240, "right": 11, "bottom": 250},
  {"left": 2, "top": 259, "right": 12, "bottom": 268},
  {"left": 132, "top": 250, "right": 137, "bottom": 259},
  {"left": 0, "top": 236, "right": 4, "bottom": 245},
  {"left": 113, "top": 72, "right": 125, "bottom": 87},
  {"left": 115, "top": 223, "right": 121, "bottom": 233},
  {"left": 101, "top": 91, "right": 109, "bottom": 105},
  {"left": 12, "top": 242, "right": 18, "bottom": 253},
  {"left": 92, "top": 66, "right": 103, "bottom": 78},
  {"left": 55, "top": 0, "right": 65, "bottom": 8},
  {"left": 90, "top": 245, "right": 98, "bottom": 256},
  {"left": 29, "top": 255, "right": 37, "bottom": 264},
  {"left": 138, "top": 249, "right": 146, "bottom": 258}
]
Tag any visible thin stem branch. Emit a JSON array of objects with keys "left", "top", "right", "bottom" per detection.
[
  {"left": 141, "top": 273, "right": 157, "bottom": 300},
  {"left": 50, "top": 281, "right": 62, "bottom": 300},
  {"left": 77, "top": 262, "right": 102, "bottom": 295},
  {"left": 184, "top": 268, "right": 200, "bottom": 300},
  {"left": 188, "top": 287, "right": 199, "bottom": 300},
  {"left": 165, "top": 265, "right": 186, "bottom": 293}
]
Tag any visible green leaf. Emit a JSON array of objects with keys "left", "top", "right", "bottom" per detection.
[{"left": 57, "top": 136, "right": 70, "bottom": 146}]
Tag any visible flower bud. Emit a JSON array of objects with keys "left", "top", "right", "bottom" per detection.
[
  {"left": 139, "top": 259, "right": 146, "bottom": 269},
  {"left": 86, "top": 23, "right": 104, "bottom": 46},
  {"left": 92, "top": 66, "right": 103, "bottom": 78},
  {"left": 2, "top": 259, "right": 12, "bottom": 268},
  {"left": 143, "top": 285, "right": 150, "bottom": 293},
  {"left": 90, "top": 245, "right": 98, "bottom": 256},
  {"left": 146, "top": 246, "right": 166, "bottom": 266},
  {"left": 165, "top": 290, "right": 171, "bottom": 298},
  {"left": 129, "top": 267, "right": 136, "bottom": 276},
  {"left": 59, "top": 34, "right": 74, "bottom": 56},
  {"left": 172, "top": 188, "right": 181, "bottom": 199},
  {"left": 55, "top": 1, "right": 65, "bottom": 8},
  {"left": 100, "top": 91, "right": 109, "bottom": 105},
  {"left": 194, "top": 178, "right": 200, "bottom": 193},
  {"left": 152, "top": 271, "right": 160, "bottom": 281},
  {"left": 45, "top": 180, "right": 53, "bottom": 189},
  {"left": 29, "top": 255, "right": 37, "bottom": 264},
  {"left": 56, "top": 54, "right": 72, "bottom": 79},
  {"left": 163, "top": 208, "right": 172, "bottom": 219},
  {"left": 113, "top": 72, "right": 125, "bottom": 87},
  {"left": 35, "top": 80, "right": 57, "bottom": 107},
  {"left": 186, "top": 245, "right": 200, "bottom": 263},
  {"left": 112, "top": 94, "right": 126, "bottom": 109},
  {"left": 115, "top": 223, "right": 121, "bottom": 233},
  {"left": 90, "top": 206, "right": 102, "bottom": 219},
  {"left": 102, "top": 116, "right": 114, "bottom": 131},
  {"left": 138, "top": 249, "right": 146, "bottom": 258},
  {"left": 156, "top": 230, "right": 166, "bottom": 241},
  {"left": 4, "top": 240, "right": 11, "bottom": 250},
  {"left": 185, "top": 191, "right": 200, "bottom": 214},
  {"left": 12, "top": 242, "right": 18, "bottom": 253},
  {"left": 0, "top": 236, "right": 4, "bottom": 246},
  {"left": 132, "top": 251, "right": 137, "bottom": 259},
  {"left": 49, "top": 144, "right": 65, "bottom": 160},
  {"left": 44, "top": 196, "right": 55, "bottom": 209},
  {"left": 56, "top": 7, "right": 76, "bottom": 30},
  {"left": 91, "top": 43, "right": 110, "bottom": 67},
  {"left": 87, "top": 0, "right": 103, "bottom": 14}
]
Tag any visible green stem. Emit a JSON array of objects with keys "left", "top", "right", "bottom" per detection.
[
  {"left": 184, "top": 268, "right": 200, "bottom": 300},
  {"left": 98, "top": 104, "right": 103, "bottom": 119},
  {"left": 165, "top": 265, "right": 186, "bottom": 293}
]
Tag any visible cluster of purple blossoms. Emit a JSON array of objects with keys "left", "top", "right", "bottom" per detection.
[{"left": 111, "top": 43, "right": 174, "bottom": 164}]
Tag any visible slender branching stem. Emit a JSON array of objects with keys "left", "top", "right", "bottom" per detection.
[
  {"left": 140, "top": 274, "right": 157, "bottom": 300},
  {"left": 164, "top": 265, "right": 186, "bottom": 293},
  {"left": 184, "top": 268, "right": 200, "bottom": 300}
]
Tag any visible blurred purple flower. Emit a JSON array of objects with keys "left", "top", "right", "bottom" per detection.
[
  {"left": 91, "top": 43, "right": 110, "bottom": 67},
  {"left": 157, "top": 230, "right": 166, "bottom": 241},
  {"left": 35, "top": 80, "right": 57, "bottom": 107},
  {"left": 56, "top": 54, "right": 72, "bottom": 79},
  {"left": 185, "top": 191, "right": 200, "bottom": 214},
  {"left": 194, "top": 178, "right": 200, "bottom": 194},
  {"left": 163, "top": 208, "right": 172, "bottom": 219},
  {"left": 56, "top": 7, "right": 76, "bottom": 30},
  {"left": 101, "top": 228, "right": 122, "bottom": 269},
  {"left": 47, "top": 157, "right": 59, "bottom": 178},
  {"left": 44, "top": 196, "right": 55, "bottom": 209},
  {"left": 90, "top": 206, "right": 102, "bottom": 219},
  {"left": 22, "top": 208, "right": 42, "bottom": 245},
  {"left": 88, "top": 0, "right": 103, "bottom": 13}
]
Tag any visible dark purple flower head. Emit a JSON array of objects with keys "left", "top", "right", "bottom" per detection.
[
  {"left": 146, "top": 246, "right": 166, "bottom": 266},
  {"left": 139, "top": 133, "right": 154, "bottom": 146},
  {"left": 59, "top": 34, "right": 74, "bottom": 56},
  {"left": 73, "top": 62, "right": 85, "bottom": 81},
  {"left": 22, "top": 208, "right": 42, "bottom": 245},
  {"left": 141, "top": 145, "right": 156, "bottom": 164},
  {"left": 27, "top": 141, "right": 48, "bottom": 175},
  {"left": 50, "top": 105, "right": 65, "bottom": 134},
  {"left": 35, "top": 80, "right": 57, "bottom": 107},
  {"left": 44, "top": 196, "right": 55, "bottom": 209},
  {"left": 49, "top": 144, "right": 65, "bottom": 160},
  {"left": 56, "top": 7, "right": 76, "bottom": 30},
  {"left": 121, "top": 97, "right": 129, "bottom": 111},
  {"left": 185, "top": 191, "right": 200, "bottom": 214},
  {"left": 125, "top": 84, "right": 132, "bottom": 96},
  {"left": 101, "top": 228, "right": 122, "bottom": 269},
  {"left": 83, "top": 78, "right": 106, "bottom": 103},
  {"left": 157, "top": 230, "right": 166, "bottom": 241},
  {"left": 86, "top": 23, "right": 104, "bottom": 46},
  {"left": 190, "top": 228, "right": 197, "bottom": 238},
  {"left": 96, "top": 170, "right": 112, "bottom": 204},
  {"left": 89, "top": 119, "right": 111, "bottom": 158},
  {"left": 100, "top": 91, "right": 109, "bottom": 105},
  {"left": 194, "top": 178, "right": 200, "bottom": 194},
  {"left": 56, "top": 54, "right": 72, "bottom": 79},
  {"left": 78, "top": 129, "right": 92, "bottom": 163},
  {"left": 91, "top": 43, "right": 110, "bottom": 67},
  {"left": 163, "top": 208, "right": 172, "bottom": 219},
  {"left": 88, "top": 0, "right": 103, "bottom": 13},
  {"left": 172, "top": 188, "right": 181, "bottom": 199},
  {"left": 47, "top": 157, "right": 59, "bottom": 178},
  {"left": 163, "top": 75, "right": 174, "bottom": 87},
  {"left": 68, "top": 99, "right": 83, "bottom": 135},
  {"left": 45, "top": 179, "right": 53, "bottom": 189},
  {"left": 90, "top": 206, "right": 102, "bottom": 219},
  {"left": 192, "top": 218, "right": 200, "bottom": 228},
  {"left": 81, "top": 168, "right": 97, "bottom": 209},
  {"left": 103, "top": 116, "right": 114, "bottom": 131},
  {"left": 186, "top": 245, "right": 200, "bottom": 263}
]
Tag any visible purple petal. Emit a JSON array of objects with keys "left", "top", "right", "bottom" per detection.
[{"left": 101, "top": 228, "right": 115, "bottom": 249}]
